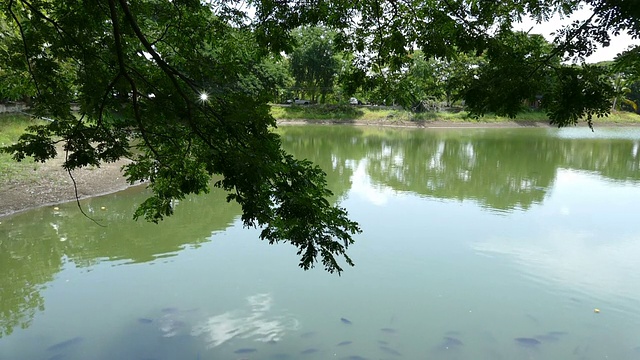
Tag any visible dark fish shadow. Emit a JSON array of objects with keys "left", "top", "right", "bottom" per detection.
[
  {"left": 515, "top": 337, "right": 541, "bottom": 348},
  {"left": 234, "top": 348, "right": 257, "bottom": 354},
  {"left": 534, "top": 331, "right": 567, "bottom": 343},
  {"left": 340, "top": 317, "right": 352, "bottom": 325},
  {"left": 434, "top": 336, "right": 463, "bottom": 351},
  {"left": 46, "top": 337, "right": 84, "bottom": 352}
]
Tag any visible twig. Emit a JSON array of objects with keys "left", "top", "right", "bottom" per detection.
[
  {"left": 528, "top": 11, "right": 598, "bottom": 77},
  {"left": 108, "top": 0, "right": 163, "bottom": 165},
  {"left": 65, "top": 149, "right": 106, "bottom": 227}
]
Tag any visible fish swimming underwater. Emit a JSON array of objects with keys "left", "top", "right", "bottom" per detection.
[
  {"left": 515, "top": 337, "right": 541, "bottom": 347},
  {"left": 46, "top": 337, "right": 84, "bottom": 352}
]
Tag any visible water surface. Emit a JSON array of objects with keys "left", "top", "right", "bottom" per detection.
[{"left": 1, "top": 126, "right": 640, "bottom": 360}]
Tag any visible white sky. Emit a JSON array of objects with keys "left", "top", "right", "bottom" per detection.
[{"left": 515, "top": 7, "right": 639, "bottom": 63}]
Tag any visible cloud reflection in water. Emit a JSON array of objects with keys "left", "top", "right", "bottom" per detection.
[
  {"left": 472, "top": 230, "right": 640, "bottom": 303},
  {"left": 191, "top": 293, "right": 299, "bottom": 348}
]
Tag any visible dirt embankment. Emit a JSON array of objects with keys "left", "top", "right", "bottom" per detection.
[{"left": 0, "top": 155, "right": 134, "bottom": 218}]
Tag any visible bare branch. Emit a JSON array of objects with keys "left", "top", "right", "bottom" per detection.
[
  {"left": 107, "top": 0, "right": 163, "bottom": 164},
  {"left": 64, "top": 147, "right": 106, "bottom": 227}
]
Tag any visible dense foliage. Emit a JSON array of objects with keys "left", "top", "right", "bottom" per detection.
[
  {"left": 289, "top": 26, "right": 338, "bottom": 103},
  {"left": 1, "top": 0, "right": 360, "bottom": 274},
  {"left": 1, "top": 0, "right": 639, "bottom": 273}
]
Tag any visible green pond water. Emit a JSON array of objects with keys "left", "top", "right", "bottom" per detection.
[{"left": 1, "top": 125, "right": 640, "bottom": 360}]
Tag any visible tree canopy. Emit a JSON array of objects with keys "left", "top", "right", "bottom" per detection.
[
  {"left": 1, "top": 0, "right": 639, "bottom": 273},
  {"left": 289, "top": 26, "right": 338, "bottom": 103}
]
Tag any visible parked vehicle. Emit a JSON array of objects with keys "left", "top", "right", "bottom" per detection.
[
  {"left": 349, "top": 97, "right": 362, "bottom": 105},
  {"left": 286, "top": 98, "right": 311, "bottom": 105}
]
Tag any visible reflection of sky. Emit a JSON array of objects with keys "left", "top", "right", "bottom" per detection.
[
  {"left": 191, "top": 293, "right": 299, "bottom": 348},
  {"left": 346, "top": 159, "right": 403, "bottom": 206},
  {"left": 473, "top": 230, "right": 640, "bottom": 302},
  {"left": 428, "top": 141, "right": 446, "bottom": 171},
  {"left": 552, "top": 127, "right": 640, "bottom": 140},
  {"left": 471, "top": 169, "right": 640, "bottom": 304}
]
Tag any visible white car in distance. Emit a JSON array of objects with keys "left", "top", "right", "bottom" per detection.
[{"left": 286, "top": 98, "right": 311, "bottom": 105}]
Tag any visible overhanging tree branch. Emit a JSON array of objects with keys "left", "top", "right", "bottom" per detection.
[{"left": 7, "top": 0, "right": 41, "bottom": 97}]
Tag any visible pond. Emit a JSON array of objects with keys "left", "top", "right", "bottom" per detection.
[{"left": 1, "top": 125, "right": 640, "bottom": 360}]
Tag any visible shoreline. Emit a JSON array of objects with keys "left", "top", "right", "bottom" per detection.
[
  {"left": 1, "top": 119, "right": 637, "bottom": 219},
  {"left": 0, "top": 156, "right": 137, "bottom": 219},
  {"left": 276, "top": 119, "right": 557, "bottom": 128},
  {"left": 275, "top": 118, "right": 640, "bottom": 128},
  {"left": 0, "top": 182, "right": 146, "bottom": 219}
]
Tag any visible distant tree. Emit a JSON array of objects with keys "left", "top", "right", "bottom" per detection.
[
  {"left": 464, "top": 32, "right": 562, "bottom": 118},
  {"left": 439, "top": 53, "right": 485, "bottom": 107},
  {"left": 289, "top": 26, "right": 338, "bottom": 103},
  {"left": 611, "top": 72, "right": 639, "bottom": 112},
  {"left": 364, "top": 68, "right": 412, "bottom": 108},
  {"left": 613, "top": 49, "right": 640, "bottom": 113},
  {"left": 352, "top": 52, "right": 483, "bottom": 111},
  {"left": 0, "top": 12, "right": 36, "bottom": 102},
  {"left": 392, "top": 52, "right": 445, "bottom": 110},
  {"left": 257, "top": 55, "right": 294, "bottom": 104},
  {"left": 625, "top": 81, "right": 640, "bottom": 114}
]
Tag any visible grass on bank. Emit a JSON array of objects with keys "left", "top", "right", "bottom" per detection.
[
  {"left": 270, "top": 104, "right": 640, "bottom": 125},
  {"left": 0, "top": 114, "right": 47, "bottom": 184}
]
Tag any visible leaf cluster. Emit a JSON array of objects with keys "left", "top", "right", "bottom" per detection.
[{"left": 2, "top": 0, "right": 361, "bottom": 274}]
